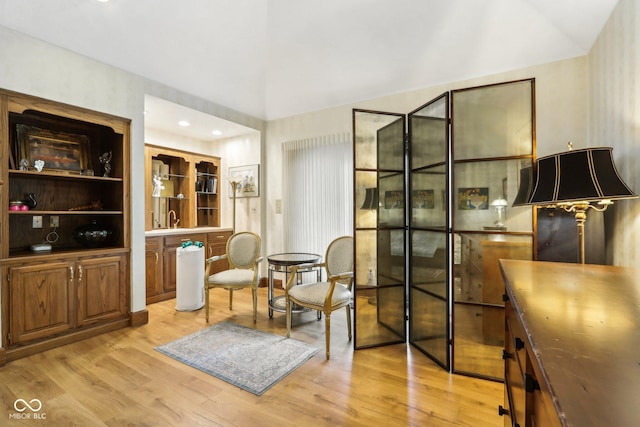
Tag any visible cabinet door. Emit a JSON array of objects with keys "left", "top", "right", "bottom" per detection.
[
  {"left": 206, "top": 231, "right": 232, "bottom": 274},
  {"left": 76, "top": 254, "right": 127, "bottom": 327},
  {"left": 145, "top": 237, "right": 164, "bottom": 299},
  {"left": 9, "top": 262, "right": 74, "bottom": 345},
  {"left": 164, "top": 246, "right": 178, "bottom": 293}
]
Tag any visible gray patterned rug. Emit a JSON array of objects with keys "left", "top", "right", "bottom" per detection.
[{"left": 156, "top": 321, "right": 319, "bottom": 395}]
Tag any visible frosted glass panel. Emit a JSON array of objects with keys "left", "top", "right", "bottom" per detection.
[
  {"left": 378, "top": 172, "right": 404, "bottom": 228},
  {"left": 453, "top": 80, "right": 533, "bottom": 159},
  {"left": 411, "top": 116, "right": 447, "bottom": 167},
  {"left": 411, "top": 164, "right": 446, "bottom": 229},
  {"left": 354, "top": 111, "right": 403, "bottom": 170},
  {"left": 453, "top": 159, "right": 533, "bottom": 232}
]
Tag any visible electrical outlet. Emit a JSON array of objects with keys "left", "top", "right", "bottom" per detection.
[
  {"left": 50, "top": 216, "right": 59, "bottom": 227},
  {"left": 32, "top": 216, "right": 43, "bottom": 228}
]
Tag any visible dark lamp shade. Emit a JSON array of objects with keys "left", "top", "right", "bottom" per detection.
[
  {"left": 528, "top": 147, "right": 637, "bottom": 205},
  {"left": 361, "top": 187, "right": 378, "bottom": 210},
  {"left": 512, "top": 166, "right": 533, "bottom": 206}
]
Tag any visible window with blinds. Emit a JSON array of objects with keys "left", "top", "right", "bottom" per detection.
[{"left": 283, "top": 133, "right": 353, "bottom": 259}]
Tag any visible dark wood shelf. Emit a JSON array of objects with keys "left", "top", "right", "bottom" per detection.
[{"left": 9, "top": 169, "right": 123, "bottom": 182}]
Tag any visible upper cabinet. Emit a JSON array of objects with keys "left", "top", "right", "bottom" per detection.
[
  {"left": 0, "top": 89, "right": 130, "bottom": 258},
  {"left": 145, "top": 145, "right": 220, "bottom": 230}
]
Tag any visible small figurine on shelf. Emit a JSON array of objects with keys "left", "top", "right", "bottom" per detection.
[
  {"left": 152, "top": 175, "right": 164, "bottom": 197},
  {"left": 19, "top": 159, "right": 29, "bottom": 171},
  {"left": 99, "top": 151, "right": 112, "bottom": 177},
  {"left": 34, "top": 159, "right": 44, "bottom": 172}
]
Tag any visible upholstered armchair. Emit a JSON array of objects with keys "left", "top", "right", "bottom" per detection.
[
  {"left": 285, "top": 236, "right": 353, "bottom": 360},
  {"left": 204, "top": 231, "right": 262, "bottom": 323}
]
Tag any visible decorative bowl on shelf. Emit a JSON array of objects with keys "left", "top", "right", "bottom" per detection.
[
  {"left": 72, "top": 220, "right": 113, "bottom": 248},
  {"left": 9, "top": 200, "right": 24, "bottom": 211}
]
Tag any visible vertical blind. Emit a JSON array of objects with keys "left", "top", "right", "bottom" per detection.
[{"left": 283, "top": 133, "right": 353, "bottom": 259}]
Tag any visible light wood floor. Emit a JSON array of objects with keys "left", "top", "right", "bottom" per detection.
[{"left": 0, "top": 288, "right": 503, "bottom": 426}]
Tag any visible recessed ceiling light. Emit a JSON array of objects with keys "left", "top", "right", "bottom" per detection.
[
  {"left": 97, "top": 0, "right": 109, "bottom": 3},
  {"left": 212, "top": 130, "right": 222, "bottom": 136},
  {"left": 178, "top": 120, "right": 190, "bottom": 127}
]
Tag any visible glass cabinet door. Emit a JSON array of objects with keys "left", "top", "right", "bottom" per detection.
[
  {"left": 353, "top": 109, "right": 406, "bottom": 349},
  {"left": 408, "top": 93, "right": 450, "bottom": 370}
]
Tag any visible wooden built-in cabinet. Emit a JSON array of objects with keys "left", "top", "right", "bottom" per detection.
[
  {"left": 0, "top": 89, "right": 131, "bottom": 363},
  {"left": 145, "top": 230, "right": 231, "bottom": 304},
  {"left": 145, "top": 144, "right": 221, "bottom": 230}
]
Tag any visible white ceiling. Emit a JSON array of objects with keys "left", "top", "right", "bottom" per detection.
[
  {"left": 144, "top": 95, "right": 258, "bottom": 142},
  {"left": 0, "top": 0, "right": 619, "bottom": 127}
]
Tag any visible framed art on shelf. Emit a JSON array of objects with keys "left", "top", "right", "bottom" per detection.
[
  {"left": 16, "top": 124, "right": 90, "bottom": 173},
  {"left": 229, "top": 164, "right": 259, "bottom": 198}
]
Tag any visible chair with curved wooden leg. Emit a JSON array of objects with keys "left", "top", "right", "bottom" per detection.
[
  {"left": 285, "top": 236, "right": 353, "bottom": 360},
  {"left": 205, "top": 231, "right": 262, "bottom": 323}
]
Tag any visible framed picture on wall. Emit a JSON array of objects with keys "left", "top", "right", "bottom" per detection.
[
  {"left": 412, "top": 189, "right": 435, "bottom": 209},
  {"left": 384, "top": 190, "right": 404, "bottom": 209},
  {"left": 229, "top": 164, "right": 259, "bottom": 198},
  {"left": 458, "top": 187, "right": 489, "bottom": 210}
]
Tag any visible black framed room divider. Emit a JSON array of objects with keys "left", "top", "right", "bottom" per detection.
[{"left": 353, "top": 79, "right": 536, "bottom": 379}]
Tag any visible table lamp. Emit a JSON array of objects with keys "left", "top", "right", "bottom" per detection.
[
  {"left": 490, "top": 197, "right": 508, "bottom": 229},
  {"left": 525, "top": 145, "right": 637, "bottom": 264},
  {"left": 360, "top": 187, "right": 378, "bottom": 300},
  {"left": 512, "top": 166, "right": 532, "bottom": 207},
  {"left": 361, "top": 187, "right": 378, "bottom": 210}
]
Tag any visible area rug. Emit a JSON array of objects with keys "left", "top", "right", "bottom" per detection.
[{"left": 156, "top": 321, "right": 319, "bottom": 395}]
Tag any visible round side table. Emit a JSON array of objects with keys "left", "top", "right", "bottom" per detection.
[{"left": 267, "top": 252, "right": 321, "bottom": 318}]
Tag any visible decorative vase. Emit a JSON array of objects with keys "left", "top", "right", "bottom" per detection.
[{"left": 72, "top": 220, "right": 112, "bottom": 248}]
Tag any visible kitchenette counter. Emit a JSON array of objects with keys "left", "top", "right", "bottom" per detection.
[{"left": 145, "top": 227, "right": 233, "bottom": 237}]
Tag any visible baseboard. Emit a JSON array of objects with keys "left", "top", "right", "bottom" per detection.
[
  {"left": 259, "top": 277, "right": 282, "bottom": 288},
  {"left": 130, "top": 309, "right": 149, "bottom": 327}
]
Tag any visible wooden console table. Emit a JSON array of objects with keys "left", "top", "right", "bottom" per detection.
[{"left": 499, "top": 259, "right": 640, "bottom": 427}]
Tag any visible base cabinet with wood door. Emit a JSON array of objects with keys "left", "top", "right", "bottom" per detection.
[
  {"left": 145, "top": 236, "right": 164, "bottom": 300},
  {"left": 145, "top": 229, "right": 231, "bottom": 304},
  {"left": 6, "top": 251, "right": 129, "bottom": 354}
]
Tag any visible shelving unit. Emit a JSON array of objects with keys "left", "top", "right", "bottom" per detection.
[
  {"left": 0, "top": 88, "right": 131, "bottom": 362},
  {"left": 195, "top": 160, "right": 219, "bottom": 227},
  {"left": 144, "top": 145, "right": 221, "bottom": 230}
]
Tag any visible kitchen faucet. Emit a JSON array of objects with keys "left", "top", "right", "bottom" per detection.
[{"left": 167, "top": 210, "right": 179, "bottom": 229}]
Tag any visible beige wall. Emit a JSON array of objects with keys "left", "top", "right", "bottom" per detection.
[
  {"left": 588, "top": 0, "right": 640, "bottom": 267},
  {"left": 266, "top": 57, "right": 588, "bottom": 258}
]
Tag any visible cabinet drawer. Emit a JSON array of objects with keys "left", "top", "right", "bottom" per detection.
[
  {"left": 164, "top": 233, "right": 207, "bottom": 248},
  {"left": 506, "top": 305, "right": 528, "bottom": 372},
  {"left": 504, "top": 322, "right": 526, "bottom": 425}
]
